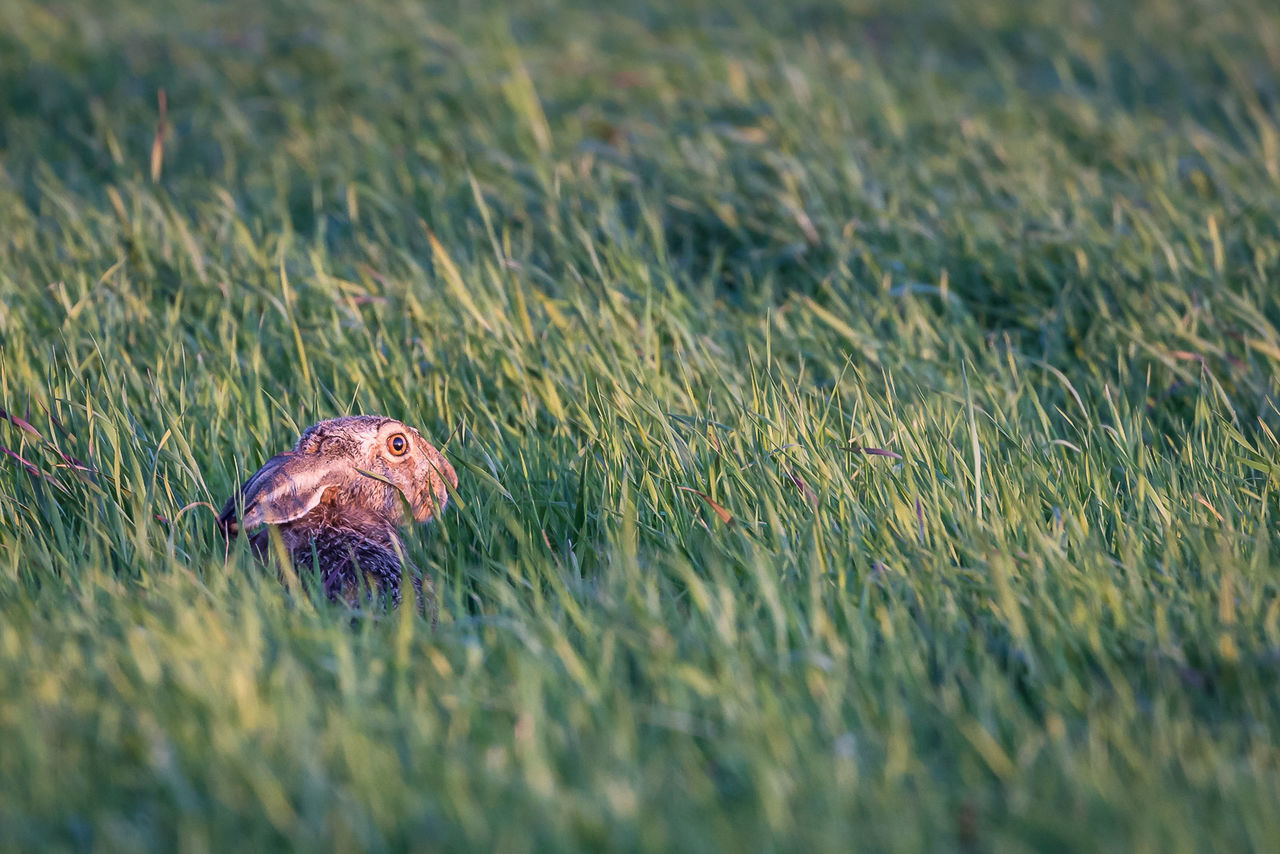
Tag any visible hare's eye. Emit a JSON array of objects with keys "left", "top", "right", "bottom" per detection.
[{"left": 387, "top": 433, "right": 410, "bottom": 457}]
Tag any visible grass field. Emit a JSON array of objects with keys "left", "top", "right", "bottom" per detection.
[{"left": 3, "top": 0, "right": 1280, "bottom": 850}]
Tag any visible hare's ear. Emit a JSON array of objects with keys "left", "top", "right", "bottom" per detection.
[{"left": 219, "top": 452, "right": 340, "bottom": 533}]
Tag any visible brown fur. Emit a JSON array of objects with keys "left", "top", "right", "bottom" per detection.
[{"left": 218, "top": 415, "right": 457, "bottom": 618}]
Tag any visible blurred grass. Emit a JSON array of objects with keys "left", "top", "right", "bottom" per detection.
[{"left": 2, "top": 0, "right": 1280, "bottom": 850}]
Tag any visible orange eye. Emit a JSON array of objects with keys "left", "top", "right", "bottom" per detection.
[{"left": 387, "top": 433, "right": 409, "bottom": 456}]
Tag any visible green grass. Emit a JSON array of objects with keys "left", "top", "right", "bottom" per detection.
[{"left": 3, "top": 0, "right": 1280, "bottom": 850}]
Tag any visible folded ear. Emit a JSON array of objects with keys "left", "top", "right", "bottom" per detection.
[{"left": 218, "top": 452, "right": 341, "bottom": 534}]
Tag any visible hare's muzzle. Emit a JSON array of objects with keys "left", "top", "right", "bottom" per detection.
[{"left": 412, "top": 455, "right": 457, "bottom": 523}]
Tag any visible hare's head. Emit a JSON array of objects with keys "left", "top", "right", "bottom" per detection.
[{"left": 221, "top": 415, "right": 457, "bottom": 534}]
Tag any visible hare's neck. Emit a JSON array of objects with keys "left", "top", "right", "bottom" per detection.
[{"left": 308, "top": 502, "right": 402, "bottom": 542}]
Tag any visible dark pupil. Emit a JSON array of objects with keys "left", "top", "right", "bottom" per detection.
[{"left": 392, "top": 436, "right": 406, "bottom": 453}]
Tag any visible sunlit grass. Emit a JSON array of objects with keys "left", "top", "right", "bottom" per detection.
[{"left": 2, "top": 0, "right": 1280, "bottom": 850}]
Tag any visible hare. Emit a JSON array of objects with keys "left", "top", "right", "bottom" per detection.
[{"left": 218, "top": 415, "right": 457, "bottom": 614}]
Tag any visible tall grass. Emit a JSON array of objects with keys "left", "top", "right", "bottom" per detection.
[{"left": 2, "top": 0, "right": 1279, "bottom": 850}]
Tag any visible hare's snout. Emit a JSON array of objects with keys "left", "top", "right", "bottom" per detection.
[{"left": 409, "top": 454, "right": 458, "bottom": 523}]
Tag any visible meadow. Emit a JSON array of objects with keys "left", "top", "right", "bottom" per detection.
[{"left": 2, "top": 0, "right": 1280, "bottom": 850}]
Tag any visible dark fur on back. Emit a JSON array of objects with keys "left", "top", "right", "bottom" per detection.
[{"left": 245, "top": 501, "right": 431, "bottom": 614}]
